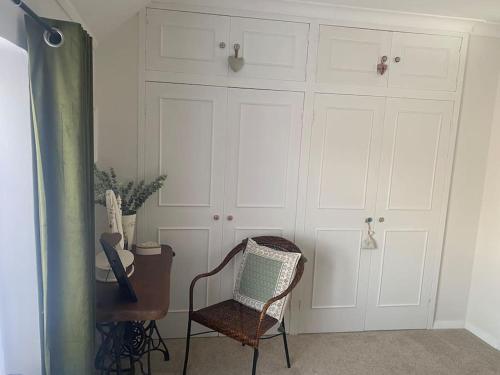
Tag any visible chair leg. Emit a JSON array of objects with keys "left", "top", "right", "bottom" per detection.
[
  {"left": 182, "top": 318, "right": 192, "bottom": 375},
  {"left": 252, "top": 348, "right": 259, "bottom": 375},
  {"left": 281, "top": 320, "right": 291, "bottom": 368}
]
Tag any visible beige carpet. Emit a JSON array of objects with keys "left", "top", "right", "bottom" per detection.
[{"left": 147, "top": 330, "right": 500, "bottom": 374}]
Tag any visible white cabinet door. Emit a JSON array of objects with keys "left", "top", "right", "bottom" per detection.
[
  {"left": 146, "top": 9, "right": 229, "bottom": 75},
  {"left": 388, "top": 33, "right": 462, "bottom": 91},
  {"left": 229, "top": 17, "right": 309, "bottom": 81},
  {"left": 365, "top": 98, "right": 453, "bottom": 330},
  {"left": 143, "top": 83, "right": 228, "bottom": 337},
  {"left": 316, "top": 26, "right": 392, "bottom": 87},
  {"left": 300, "top": 94, "right": 386, "bottom": 332},
  {"left": 219, "top": 88, "right": 304, "bottom": 302}
]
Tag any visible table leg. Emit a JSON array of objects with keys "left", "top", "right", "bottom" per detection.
[
  {"left": 152, "top": 321, "right": 170, "bottom": 361},
  {"left": 95, "top": 320, "right": 169, "bottom": 374},
  {"left": 112, "top": 323, "right": 124, "bottom": 375}
]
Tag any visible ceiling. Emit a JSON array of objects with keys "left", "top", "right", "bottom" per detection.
[
  {"left": 68, "top": 0, "right": 149, "bottom": 38},
  {"left": 293, "top": 0, "right": 500, "bottom": 23},
  {"left": 66, "top": 0, "right": 500, "bottom": 39}
]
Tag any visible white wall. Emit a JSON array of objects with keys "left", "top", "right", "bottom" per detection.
[
  {"left": 465, "top": 70, "right": 500, "bottom": 350},
  {"left": 434, "top": 36, "right": 500, "bottom": 328},
  {"left": 93, "top": 14, "right": 140, "bottom": 238},
  {"left": 94, "top": 14, "right": 139, "bottom": 178}
]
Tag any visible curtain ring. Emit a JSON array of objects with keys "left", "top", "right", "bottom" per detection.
[{"left": 44, "top": 27, "right": 64, "bottom": 48}]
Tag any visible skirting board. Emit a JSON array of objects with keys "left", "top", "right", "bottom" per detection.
[
  {"left": 433, "top": 320, "right": 465, "bottom": 329},
  {"left": 465, "top": 323, "right": 500, "bottom": 350}
]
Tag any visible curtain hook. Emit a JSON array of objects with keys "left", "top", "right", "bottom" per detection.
[{"left": 44, "top": 27, "right": 64, "bottom": 48}]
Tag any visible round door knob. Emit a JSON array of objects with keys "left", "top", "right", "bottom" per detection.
[
  {"left": 394, "top": 56, "right": 401, "bottom": 63},
  {"left": 213, "top": 214, "right": 220, "bottom": 221},
  {"left": 227, "top": 215, "right": 234, "bottom": 221},
  {"left": 219, "top": 41, "right": 226, "bottom": 49},
  {"left": 378, "top": 217, "right": 385, "bottom": 223}
]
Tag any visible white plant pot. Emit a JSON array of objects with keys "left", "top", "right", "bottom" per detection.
[{"left": 122, "top": 214, "right": 137, "bottom": 250}]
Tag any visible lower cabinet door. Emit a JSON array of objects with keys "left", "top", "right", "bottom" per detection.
[
  {"left": 299, "top": 94, "right": 386, "bottom": 332},
  {"left": 142, "top": 83, "right": 304, "bottom": 337},
  {"left": 219, "top": 88, "right": 305, "bottom": 322},
  {"left": 299, "top": 95, "right": 453, "bottom": 333},
  {"left": 364, "top": 98, "right": 453, "bottom": 330},
  {"left": 142, "top": 82, "right": 228, "bottom": 337}
]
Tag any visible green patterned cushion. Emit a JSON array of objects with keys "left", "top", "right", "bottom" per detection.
[{"left": 233, "top": 238, "right": 301, "bottom": 321}]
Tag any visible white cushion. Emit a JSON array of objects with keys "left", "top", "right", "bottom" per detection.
[{"left": 233, "top": 238, "right": 301, "bottom": 321}]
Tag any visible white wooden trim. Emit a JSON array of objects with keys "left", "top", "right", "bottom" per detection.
[
  {"left": 426, "top": 33, "right": 470, "bottom": 330},
  {"left": 137, "top": 8, "right": 148, "bottom": 243},
  {"left": 471, "top": 22, "right": 500, "bottom": 38},
  {"left": 145, "top": 71, "right": 308, "bottom": 92},
  {"left": 433, "top": 320, "right": 465, "bottom": 329},
  {"left": 150, "top": 0, "right": 476, "bottom": 34},
  {"left": 289, "top": 20, "right": 320, "bottom": 335}
]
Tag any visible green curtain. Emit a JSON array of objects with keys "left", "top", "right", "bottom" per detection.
[{"left": 25, "top": 17, "right": 95, "bottom": 375}]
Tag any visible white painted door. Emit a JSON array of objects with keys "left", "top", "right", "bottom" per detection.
[
  {"left": 219, "top": 88, "right": 304, "bottom": 303},
  {"left": 388, "top": 33, "right": 462, "bottom": 91},
  {"left": 146, "top": 9, "right": 229, "bottom": 75},
  {"left": 300, "top": 94, "right": 386, "bottom": 332},
  {"left": 229, "top": 17, "right": 309, "bottom": 81},
  {"left": 316, "top": 26, "right": 392, "bottom": 87},
  {"left": 142, "top": 82, "right": 228, "bottom": 337},
  {"left": 365, "top": 98, "right": 453, "bottom": 330}
]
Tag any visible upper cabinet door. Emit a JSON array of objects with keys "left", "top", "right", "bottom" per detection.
[
  {"left": 317, "top": 26, "right": 392, "bottom": 87},
  {"left": 388, "top": 33, "right": 462, "bottom": 91},
  {"left": 146, "top": 9, "right": 229, "bottom": 75},
  {"left": 229, "top": 17, "right": 309, "bottom": 81}
]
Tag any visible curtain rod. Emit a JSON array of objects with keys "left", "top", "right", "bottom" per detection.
[{"left": 11, "top": 0, "right": 64, "bottom": 47}]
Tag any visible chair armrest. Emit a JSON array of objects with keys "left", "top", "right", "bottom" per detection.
[
  {"left": 188, "top": 241, "right": 247, "bottom": 313},
  {"left": 255, "top": 260, "right": 305, "bottom": 339}
]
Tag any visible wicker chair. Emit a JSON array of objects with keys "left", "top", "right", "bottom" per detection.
[{"left": 182, "top": 236, "right": 306, "bottom": 375}]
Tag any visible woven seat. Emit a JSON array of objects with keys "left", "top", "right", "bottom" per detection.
[
  {"left": 183, "top": 236, "right": 306, "bottom": 375},
  {"left": 191, "top": 299, "right": 279, "bottom": 347}
]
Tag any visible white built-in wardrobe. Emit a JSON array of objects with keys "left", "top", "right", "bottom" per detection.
[{"left": 138, "top": 5, "right": 466, "bottom": 337}]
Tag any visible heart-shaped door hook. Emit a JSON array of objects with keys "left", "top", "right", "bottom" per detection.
[{"left": 228, "top": 43, "right": 244, "bottom": 72}]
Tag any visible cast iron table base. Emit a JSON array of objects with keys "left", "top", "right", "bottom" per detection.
[{"left": 95, "top": 320, "right": 169, "bottom": 374}]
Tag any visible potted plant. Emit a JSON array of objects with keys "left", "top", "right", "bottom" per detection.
[{"left": 94, "top": 165, "right": 166, "bottom": 249}]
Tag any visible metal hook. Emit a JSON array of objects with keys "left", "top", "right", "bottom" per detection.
[
  {"left": 233, "top": 43, "right": 240, "bottom": 58},
  {"left": 377, "top": 55, "right": 388, "bottom": 75}
]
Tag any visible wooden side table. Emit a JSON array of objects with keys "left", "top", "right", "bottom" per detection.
[{"left": 95, "top": 245, "right": 174, "bottom": 374}]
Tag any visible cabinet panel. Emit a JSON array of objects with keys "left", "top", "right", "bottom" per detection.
[
  {"left": 317, "top": 26, "right": 391, "bottom": 87},
  {"left": 300, "top": 94, "right": 386, "bottom": 333},
  {"left": 386, "top": 109, "right": 444, "bottom": 210},
  {"left": 229, "top": 18, "right": 309, "bottom": 81},
  {"left": 312, "top": 229, "right": 363, "bottom": 308},
  {"left": 388, "top": 33, "right": 462, "bottom": 91},
  {"left": 220, "top": 88, "right": 304, "bottom": 301},
  {"left": 158, "top": 95, "right": 214, "bottom": 206},
  {"left": 377, "top": 230, "right": 428, "bottom": 306},
  {"left": 144, "top": 83, "right": 228, "bottom": 337},
  {"left": 146, "top": 9, "right": 229, "bottom": 75},
  {"left": 365, "top": 98, "right": 453, "bottom": 330},
  {"left": 318, "top": 105, "right": 378, "bottom": 209}
]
